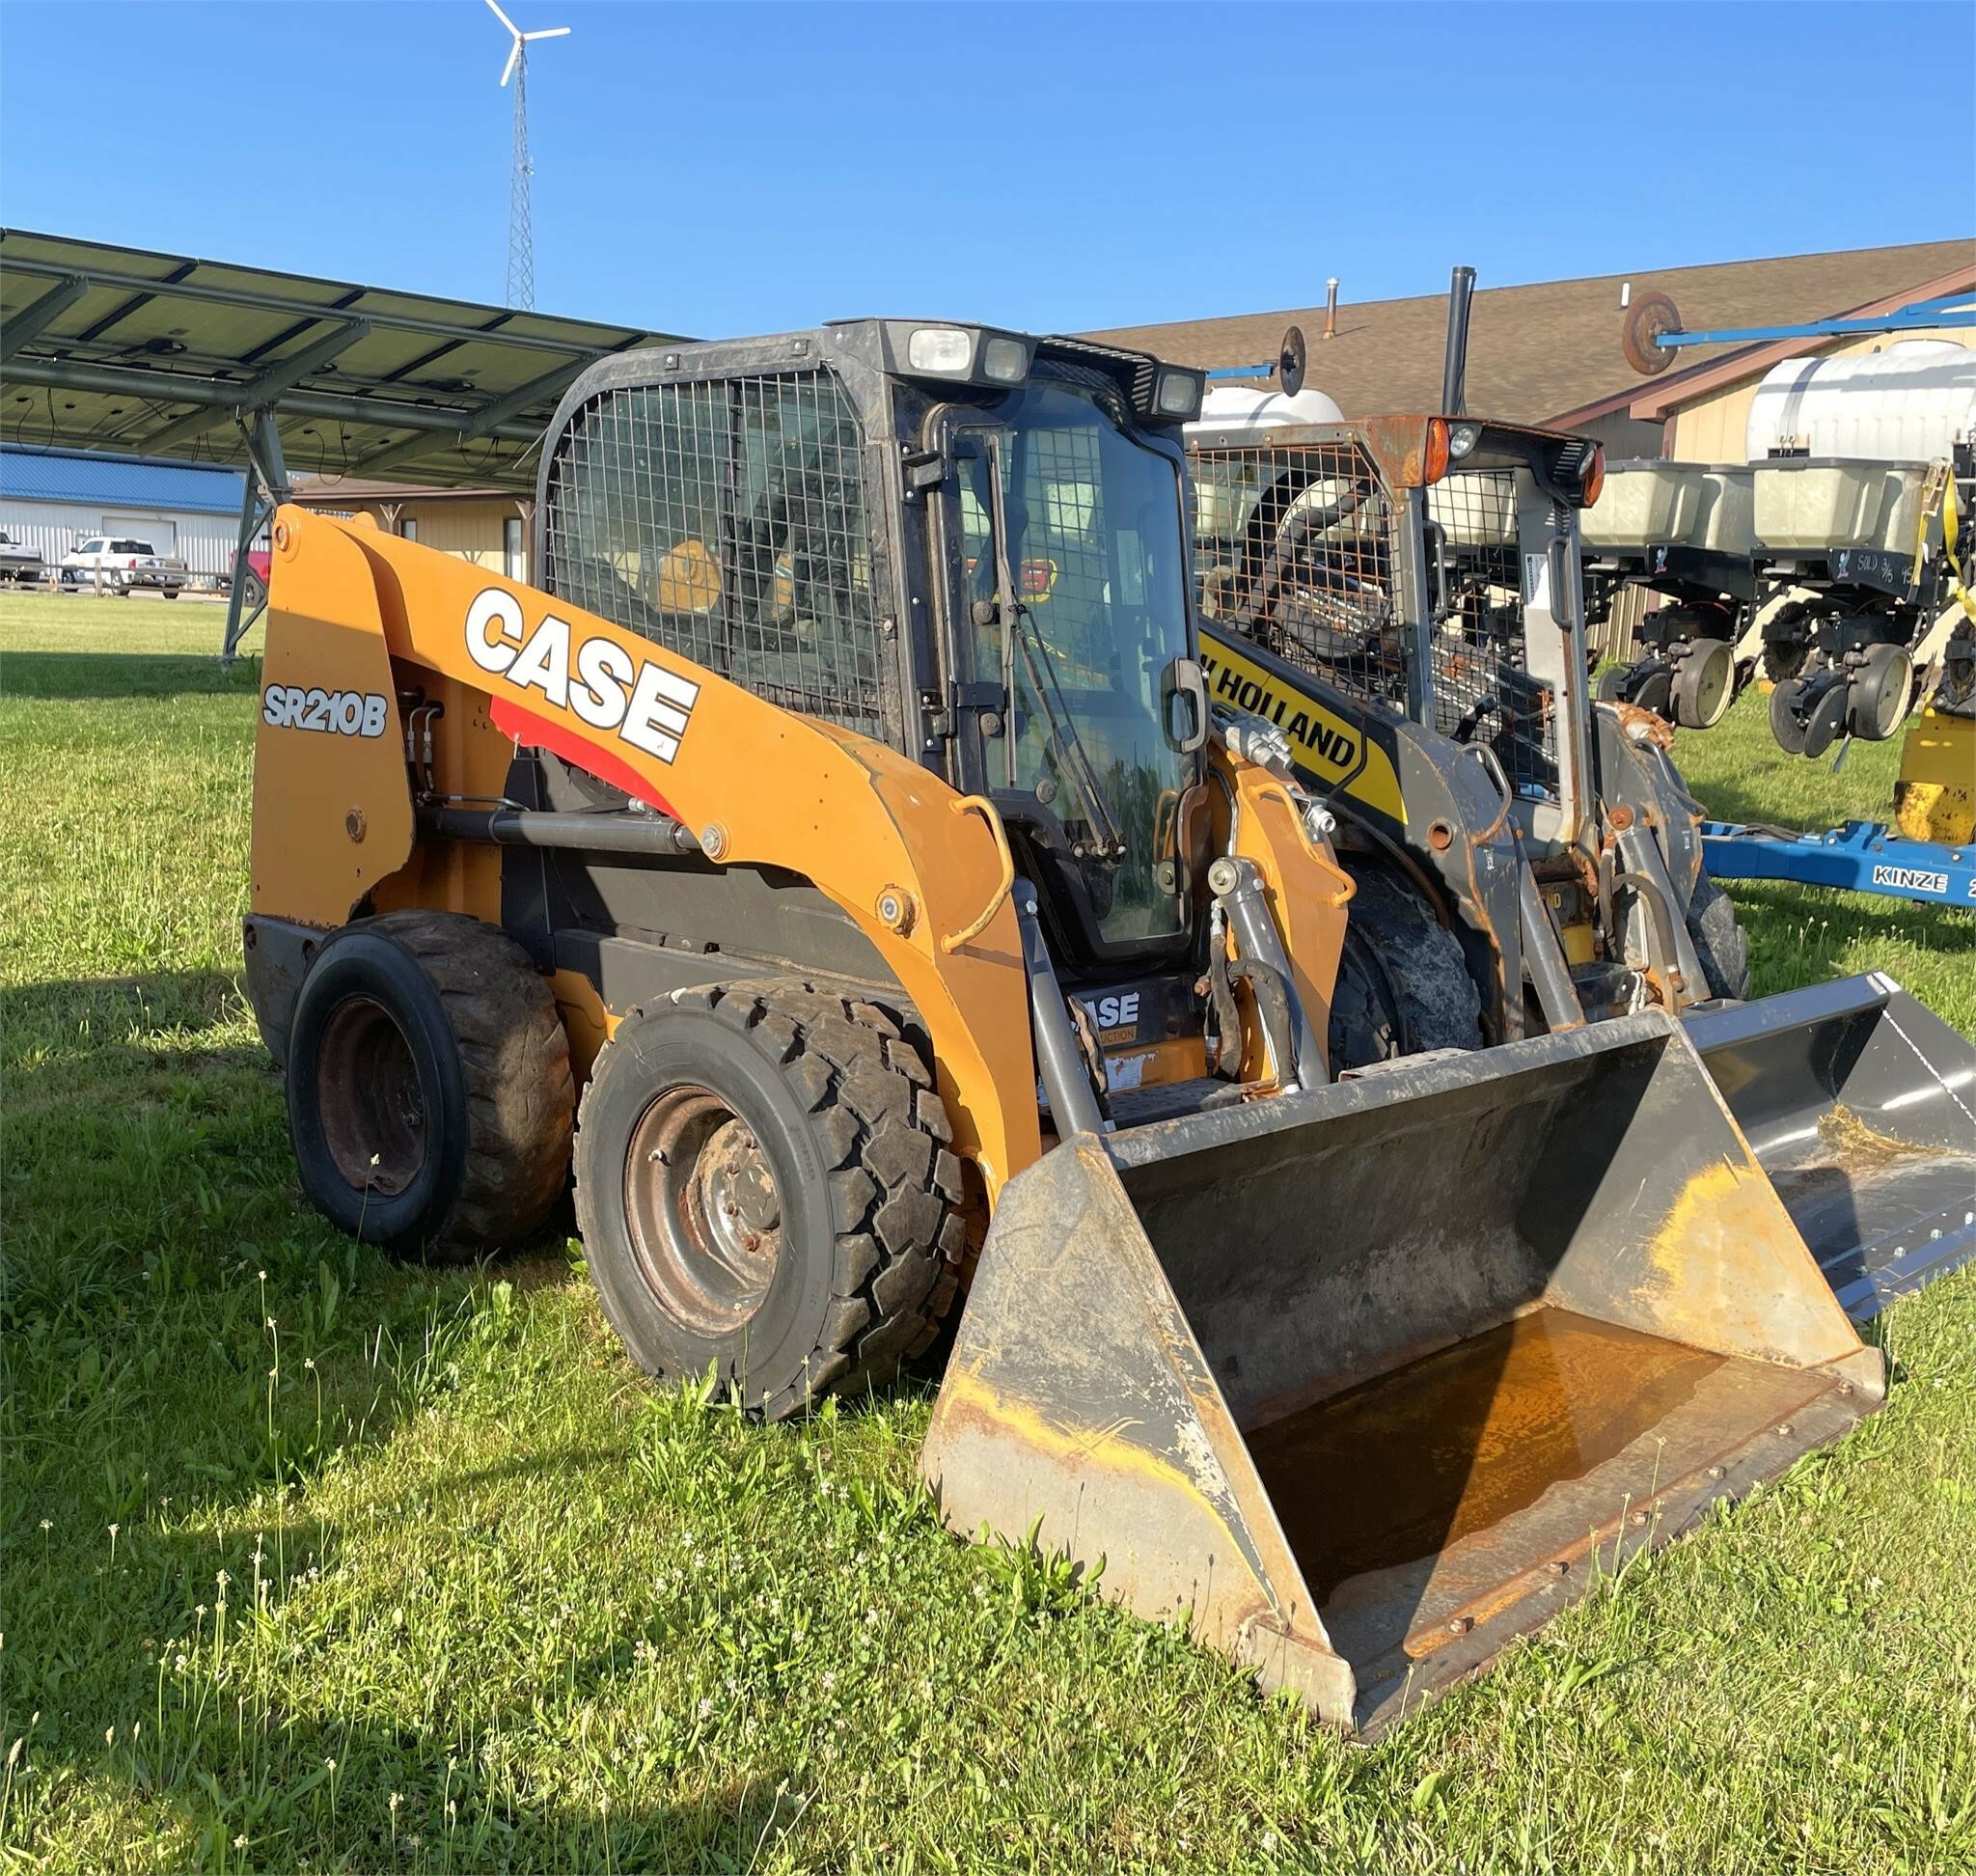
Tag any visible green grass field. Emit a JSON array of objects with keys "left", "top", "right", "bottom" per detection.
[{"left": 4, "top": 593, "right": 1973, "bottom": 1874}]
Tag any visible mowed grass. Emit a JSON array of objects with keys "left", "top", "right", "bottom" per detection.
[{"left": 2, "top": 593, "right": 1972, "bottom": 1874}]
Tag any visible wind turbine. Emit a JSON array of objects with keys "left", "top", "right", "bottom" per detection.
[{"left": 484, "top": 0, "right": 570, "bottom": 311}]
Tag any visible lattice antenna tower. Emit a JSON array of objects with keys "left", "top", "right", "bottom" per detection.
[{"left": 483, "top": 0, "right": 570, "bottom": 310}]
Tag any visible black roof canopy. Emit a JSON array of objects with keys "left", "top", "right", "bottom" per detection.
[{"left": 0, "top": 229, "right": 685, "bottom": 492}]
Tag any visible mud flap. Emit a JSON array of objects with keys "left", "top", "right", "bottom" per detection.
[
  {"left": 1687, "top": 974, "right": 1976, "bottom": 1321},
  {"left": 920, "top": 1013, "right": 1880, "bottom": 1735}
]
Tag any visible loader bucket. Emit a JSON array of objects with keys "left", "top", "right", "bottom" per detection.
[
  {"left": 920, "top": 1013, "right": 1881, "bottom": 1736},
  {"left": 1686, "top": 974, "right": 1976, "bottom": 1322}
]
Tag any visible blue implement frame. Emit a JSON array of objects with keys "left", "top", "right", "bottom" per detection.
[
  {"left": 1658, "top": 291, "right": 1975, "bottom": 353},
  {"left": 1700, "top": 819, "right": 1976, "bottom": 907}
]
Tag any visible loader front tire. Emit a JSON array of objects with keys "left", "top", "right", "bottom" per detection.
[
  {"left": 573, "top": 982, "right": 968, "bottom": 1420},
  {"left": 1684, "top": 869, "right": 1750, "bottom": 1002},
  {"left": 285, "top": 911, "right": 573, "bottom": 1261},
  {"left": 1328, "top": 863, "right": 1485, "bottom": 1068}
]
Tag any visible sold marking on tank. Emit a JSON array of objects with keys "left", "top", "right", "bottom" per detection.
[{"left": 262, "top": 685, "right": 389, "bottom": 737}]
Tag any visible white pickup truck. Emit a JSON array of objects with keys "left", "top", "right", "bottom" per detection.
[
  {"left": 0, "top": 530, "right": 45, "bottom": 585},
  {"left": 61, "top": 535, "right": 191, "bottom": 595}
]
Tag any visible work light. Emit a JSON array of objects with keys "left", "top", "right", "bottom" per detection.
[{"left": 1155, "top": 369, "right": 1203, "bottom": 421}]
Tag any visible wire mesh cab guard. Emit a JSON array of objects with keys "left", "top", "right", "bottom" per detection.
[
  {"left": 1187, "top": 414, "right": 1599, "bottom": 850},
  {"left": 540, "top": 361, "right": 893, "bottom": 741}
]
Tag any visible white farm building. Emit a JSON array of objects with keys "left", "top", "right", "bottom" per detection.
[{"left": 0, "top": 447, "right": 248, "bottom": 578}]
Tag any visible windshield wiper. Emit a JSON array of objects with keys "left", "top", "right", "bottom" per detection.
[
  {"left": 1011, "top": 608, "right": 1125, "bottom": 860},
  {"left": 983, "top": 432, "right": 1124, "bottom": 862}
]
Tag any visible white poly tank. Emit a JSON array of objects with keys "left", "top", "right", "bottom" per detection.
[
  {"left": 1188, "top": 383, "right": 1346, "bottom": 435},
  {"left": 1745, "top": 340, "right": 1976, "bottom": 463}
]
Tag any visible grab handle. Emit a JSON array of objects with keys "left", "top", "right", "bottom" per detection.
[
  {"left": 943, "top": 794, "right": 1016, "bottom": 952},
  {"left": 1463, "top": 742, "right": 1515, "bottom": 844}
]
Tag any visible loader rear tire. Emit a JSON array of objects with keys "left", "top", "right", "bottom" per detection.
[
  {"left": 1684, "top": 869, "right": 1750, "bottom": 1003},
  {"left": 1329, "top": 863, "right": 1485, "bottom": 1069},
  {"left": 285, "top": 911, "right": 574, "bottom": 1261},
  {"left": 573, "top": 982, "right": 968, "bottom": 1421}
]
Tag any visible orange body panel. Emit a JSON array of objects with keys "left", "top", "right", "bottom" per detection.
[
  {"left": 254, "top": 509, "right": 1357, "bottom": 1196},
  {"left": 1212, "top": 761, "right": 1353, "bottom": 1083},
  {"left": 249, "top": 520, "right": 417, "bottom": 925},
  {"left": 258, "top": 507, "right": 1041, "bottom": 1195}
]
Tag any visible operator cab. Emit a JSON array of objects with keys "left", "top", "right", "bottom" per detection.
[{"left": 531, "top": 320, "right": 1239, "bottom": 1113}]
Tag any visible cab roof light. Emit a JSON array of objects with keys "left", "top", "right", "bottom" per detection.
[
  {"left": 907, "top": 326, "right": 974, "bottom": 374},
  {"left": 1155, "top": 368, "right": 1203, "bottom": 422},
  {"left": 1424, "top": 418, "right": 1451, "bottom": 485},
  {"left": 1578, "top": 443, "right": 1606, "bottom": 509},
  {"left": 981, "top": 335, "right": 1028, "bottom": 383}
]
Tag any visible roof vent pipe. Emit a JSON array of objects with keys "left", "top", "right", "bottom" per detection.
[
  {"left": 1441, "top": 264, "right": 1476, "bottom": 417},
  {"left": 1323, "top": 278, "right": 1339, "bottom": 341}
]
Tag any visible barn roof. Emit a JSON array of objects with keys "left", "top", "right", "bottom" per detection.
[
  {"left": 1083, "top": 239, "right": 1976, "bottom": 425},
  {"left": 0, "top": 444, "right": 246, "bottom": 514}
]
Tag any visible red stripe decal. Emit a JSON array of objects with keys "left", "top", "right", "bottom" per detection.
[{"left": 488, "top": 697, "right": 680, "bottom": 820}]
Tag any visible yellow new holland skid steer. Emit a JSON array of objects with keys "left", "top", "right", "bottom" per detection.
[
  {"left": 249, "top": 320, "right": 1896, "bottom": 1733},
  {"left": 1185, "top": 391, "right": 1976, "bottom": 1327}
]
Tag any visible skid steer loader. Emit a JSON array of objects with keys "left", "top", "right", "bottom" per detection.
[
  {"left": 1185, "top": 394, "right": 1976, "bottom": 1324},
  {"left": 247, "top": 319, "right": 1918, "bottom": 1734}
]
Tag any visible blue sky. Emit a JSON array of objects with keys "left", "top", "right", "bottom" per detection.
[{"left": 2, "top": 1, "right": 1969, "bottom": 338}]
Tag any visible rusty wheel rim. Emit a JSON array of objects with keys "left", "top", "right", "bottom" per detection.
[
  {"left": 315, "top": 995, "right": 426, "bottom": 1198},
  {"left": 623, "top": 1085, "right": 782, "bottom": 1337}
]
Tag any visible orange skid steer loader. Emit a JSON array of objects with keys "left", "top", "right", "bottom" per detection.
[{"left": 247, "top": 321, "right": 1885, "bottom": 1733}]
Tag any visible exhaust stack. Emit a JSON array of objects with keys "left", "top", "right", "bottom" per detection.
[{"left": 1442, "top": 264, "right": 1476, "bottom": 416}]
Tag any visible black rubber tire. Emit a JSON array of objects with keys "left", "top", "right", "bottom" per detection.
[
  {"left": 286, "top": 911, "right": 573, "bottom": 1261},
  {"left": 1803, "top": 679, "right": 1849, "bottom": 759},
  {"left": 1633, "top": 665, "right": 1674, "bottom": 721},
  {"left": 1684, "top": 869, "right": 1750, "bottom": 1002},
  {"left": 1329, "top": 863, "right": 1485, "bottom": 1068},
  {"left": 1846, "top": 642, "right": 1914, "bottom": 742},
  {"left": 573, "top": 980, "right": 968, "bottom": 1420},
  {"left": 1670, "top": 638, "right": 1736, "bottom": 730},
  {"left": 1770, "top": 676, "right": 1811, "bottom": 755}
]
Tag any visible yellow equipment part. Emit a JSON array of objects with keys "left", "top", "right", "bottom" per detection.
[{"left": 1894, "top": 705, "right": 1975, "bottom": 846}]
